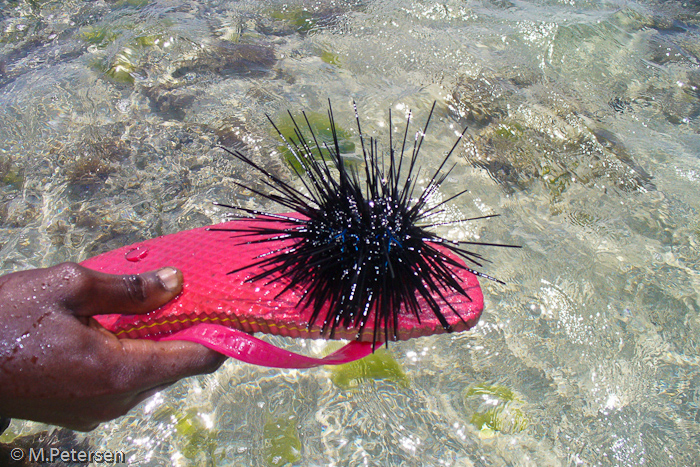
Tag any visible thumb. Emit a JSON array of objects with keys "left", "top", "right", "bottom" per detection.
[{"left": 59, "top": 263, "right": 183, "bottom": 317}]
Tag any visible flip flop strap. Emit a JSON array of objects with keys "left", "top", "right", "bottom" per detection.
[{"left": 156, "top": 323, "right": 377, "bottom": 368}]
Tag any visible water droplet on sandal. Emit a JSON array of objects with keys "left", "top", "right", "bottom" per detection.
[{"left": 125, "top": 246, "right": 149, "bottom": 262}]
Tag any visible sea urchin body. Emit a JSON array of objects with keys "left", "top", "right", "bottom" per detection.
[{"left": 212, "top": 101, "right": 517, "bottom": 346}]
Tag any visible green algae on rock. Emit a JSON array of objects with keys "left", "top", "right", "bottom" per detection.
[
  {"left": 270, "top": 110, "right": 355, "bottom": 171},
  {"left": 263, "top": 415, "right": 302, "bottom": 467},
  {"left": 174, "top": 408, "right": 221, "bottom": 463},
  {"left": 463, "top": 383, "right": 529, "bottom": 435},
  {"left": 329, "top": 348, "right": 409, "bottom": 389}
]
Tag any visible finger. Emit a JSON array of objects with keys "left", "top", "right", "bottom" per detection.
[
  {"left": 56, "top": 263, "right": 183, "bottom": 317},
  {"left": 104, "top": 339, "right": 226, "bottom": 393}
]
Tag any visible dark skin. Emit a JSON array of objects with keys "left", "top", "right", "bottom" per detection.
[{"left": 0, "top": 262, "right": 227, "bottom": 432}]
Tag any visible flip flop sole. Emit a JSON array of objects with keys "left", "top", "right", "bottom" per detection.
[{"left": 81, "top": 218, "right": 484, "bottom": 342}]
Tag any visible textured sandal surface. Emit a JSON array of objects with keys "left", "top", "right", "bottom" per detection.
[{"left": 81, "top": 218, "right": 484, "bottom": 342}]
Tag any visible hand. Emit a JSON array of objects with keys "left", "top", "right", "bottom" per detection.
[{"left": 0, "top": 263, "right": 226, "bottom": 431}]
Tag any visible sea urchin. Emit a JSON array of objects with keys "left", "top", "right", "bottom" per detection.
[{"left": 212, "top": 101, "right": 518, "bottom": 346}]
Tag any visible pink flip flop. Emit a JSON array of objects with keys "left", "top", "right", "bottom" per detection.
[{"left": 81, "top": 218, "right": 483, "bottom": 369}]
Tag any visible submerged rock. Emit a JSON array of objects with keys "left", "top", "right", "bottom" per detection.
[
  {"left": 58, "top": 130, "right": 132, "bottom": 199},
  {"left": 643, "top": 72, "right": 700, "bottom": 126},
  {"left": 171, "top": 41, "right": 276, "bottom": 78},
  {"left": 462, "top": 85, "right": 655, "bottom": 197},
  {"left": 471, "top": 119, "right": 654, "bottom": 196},
  {"left": 0, "top": 25, "right": 85, "bottom": 88},
  {"left": 143, "top": 83, "right": 198, "bottom": 121},
  {"left": 214, "top": 116, "right": 249, "bottom": 149},
  {"left": 448, "top": 74, "right": 515, "bottom": 126},
  {"left": 256, "top": 2, "right": 362, "bottom": 36}
]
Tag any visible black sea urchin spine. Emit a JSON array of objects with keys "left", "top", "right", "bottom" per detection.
[{"left": 211, "top": 100, "right": 519, "bottom": 346}]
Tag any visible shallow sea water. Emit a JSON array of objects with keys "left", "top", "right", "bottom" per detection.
[{"left": 1, "top": 0, "right": 699, "bottom": 465}]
